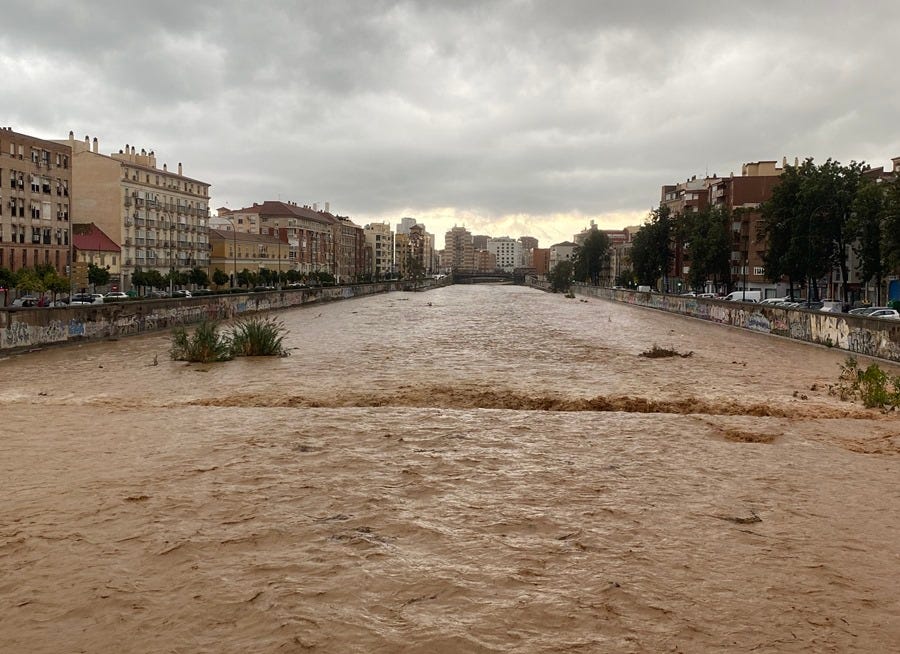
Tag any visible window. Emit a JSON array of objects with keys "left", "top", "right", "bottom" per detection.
[{"left": 31, "top": 175, "right": 41, "bottom": 193}]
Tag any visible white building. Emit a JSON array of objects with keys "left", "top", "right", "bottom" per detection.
[
  {"left": 487, "top": 236, "right": 522, "bottom": 272},
  {"left": 549, "top": 241, "right": 578, "bottom": 270}
]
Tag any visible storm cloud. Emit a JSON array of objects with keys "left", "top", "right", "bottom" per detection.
[{"left": 3, "top": 1, "right": 898, "bottom": 246}]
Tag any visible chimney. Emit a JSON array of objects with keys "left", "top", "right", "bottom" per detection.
[
  {"left": 92, "top": 137, "right": 98, "bottom": 154},
  {"left": 325, "top": 202, "right": 330, "bottom": 213},
  {"left": 149, "top": 150, "right": 156, "bottom": 167},
  {"left": 84, "top": 135, "right": 89, "bottom": 148},
  {"left": 313, "top": 203, "right": 318, "bottom": 211},
  {"left": 178, "top": 162, "right": 182, "bottom": 175},
  {"left": 163, "top": 163, "right": 167, "bottom": 172}
]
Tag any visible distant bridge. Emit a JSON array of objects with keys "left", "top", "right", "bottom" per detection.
[{"left": 452, "top": 271, "right": 514, "bottom": 284}]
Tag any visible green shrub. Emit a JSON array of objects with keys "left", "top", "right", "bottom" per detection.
[
  {"left": 835, "top": 356, "right": 900, "bottom": 409},
  {"left": 170, "top": 320, "right": 234, "bottom": 362},
  {"left": 229, "top": 316, "right": 288, "bottom": 357}
]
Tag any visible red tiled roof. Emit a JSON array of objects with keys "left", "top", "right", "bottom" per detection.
[
  {"left": 232, "top": 201, "right": 337, "bottom": 225},
  {"left": 72, "top": 223, "right": 120, "bottom": 252}
]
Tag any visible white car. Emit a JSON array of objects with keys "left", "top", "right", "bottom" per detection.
[
  {"left": 105, "top": 291, "right": 128, "bottom": 299},
  {"left": 868, "top": 308, "right": 900, "bottom": 320}
]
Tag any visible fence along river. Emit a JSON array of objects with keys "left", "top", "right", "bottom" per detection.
[{"left": 2, "top": 284, "right": 898, "bottom": 652}]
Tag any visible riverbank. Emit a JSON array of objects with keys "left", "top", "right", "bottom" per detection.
[
  {"left": 563, "top": 283, "right": 900, "bottom": 363},
  {"left": 0, "top": 280, "right": 440, "bottom": 355}
]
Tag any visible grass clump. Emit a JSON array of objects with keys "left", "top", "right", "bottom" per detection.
[
  {"left": 639, "top": 344, "right": 693, "bottom": 359},
  {"left": 834, "top": 356, "right": 900, "bottom": 410},
  {"left": 229, "top": 316, "right": 289, "bottom": 357},
  {"left": 171, "top": 320, "right": 234, "bottom": 362},
  {"left": 170, "top": 316, "right": 289, "bottom": 363}
]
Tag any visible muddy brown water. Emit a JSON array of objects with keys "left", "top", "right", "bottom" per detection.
[{"left": 2, "top": 285, "right": 899, "bottom": 653}]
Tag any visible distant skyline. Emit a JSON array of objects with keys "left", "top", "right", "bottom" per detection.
[{"left": 4, "top": 1, "right": 899, "bottom": 249}]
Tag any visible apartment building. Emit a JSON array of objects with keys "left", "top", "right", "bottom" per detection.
[
  {"left": 0, "top": 128, "right": 72, "bottom": 274},
  {"left": 707, "top": 161, "right": 783, "bottom": 295},
  {"left": 333, "top": 215, "right": 366, "bottom": 283},
  {"left": 549, "top": 241, "right": 577, "bottom": 270},
  {"left": 364, "top": 222, "right": 394, "bottom": 278},
  {"left": 474, "top": 249, "right": 497, "bottom": 272},
  {"left": 444, "top": 226, "right": 475, "bottom": 273},
  {"left": 219, "top": 201, "right": 335, "bottom": 274},
  {"left": 60, "top": 133, "right": 210, "bottom": 291},
  {"left": 487, "top": 236, "right": 522, "bottom": 272}
]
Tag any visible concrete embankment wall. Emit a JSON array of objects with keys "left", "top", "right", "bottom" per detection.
[
  {"left": 571, "top": 284, "right": 900, "bottom": 364},
  {"left": 0, "top": 281, "right": 432, "bottom": 355}
]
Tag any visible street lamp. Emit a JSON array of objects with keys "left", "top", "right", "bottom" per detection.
[{"left": 224, "top": 216, "right": 238, "bottom": 287}]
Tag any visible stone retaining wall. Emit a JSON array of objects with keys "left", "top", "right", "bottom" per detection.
[
  {"left": 0, "top": 281, "right": 431, "bottom": 354},
  {"left": 572, "top": 284, "right": 900, "bottom": 363}
]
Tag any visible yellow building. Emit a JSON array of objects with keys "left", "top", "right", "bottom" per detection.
[
  {"left": 58, "top": 133, "right": 210, "bottom": 291},
  {"left": 208, "top": 228, "right": 290, "bottom": 285}
]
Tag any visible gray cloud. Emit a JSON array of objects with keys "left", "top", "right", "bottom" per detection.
[{"left": 3, "top": 1, "right": 899, "bottom": 245}]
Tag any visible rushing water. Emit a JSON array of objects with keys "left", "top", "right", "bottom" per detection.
[{"left": 2, "top": 285, "right": 899, "bottom": 653}]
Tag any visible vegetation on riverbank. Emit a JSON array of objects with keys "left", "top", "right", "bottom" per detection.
[
  {"left": 833, "top": 356, "right": 900, "bottom": 410},
  {"left": 171, "top": 317, "right": 288, "bottom": 363}
]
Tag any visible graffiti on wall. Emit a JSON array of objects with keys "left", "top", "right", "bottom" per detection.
[{"left": 572, "top": 284, "right": 900, "bottom": 363}]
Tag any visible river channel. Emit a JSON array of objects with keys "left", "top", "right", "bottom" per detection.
[{"left": 2, "top": 284, "right": 898, "bottom": 653}]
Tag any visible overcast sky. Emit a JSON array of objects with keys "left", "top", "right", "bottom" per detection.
[{"left": 4, "top": 1, "right": 899, "bottom": 248}]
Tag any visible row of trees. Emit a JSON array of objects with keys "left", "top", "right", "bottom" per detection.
[
  {"left": 0, "top": 264, "right": 71, "bottom": 303},
  {"left": 760, "top": 158, "right": 900, "bottom": 303},
  {"left": 547, "top": 229, "right": 612, "bottom": 292},
  {"left": 625, "top": 159, "right": 900, "bottom": 302}
]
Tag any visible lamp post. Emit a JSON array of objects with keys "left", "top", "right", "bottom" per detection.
[{"left": 224, "top": 216, "right": 238, "bottom": 287}]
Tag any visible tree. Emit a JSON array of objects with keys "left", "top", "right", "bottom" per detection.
[
  {"left": 572, "top": 229, "right": 610, "bottom": 285},
  {"left": 14, "top": 269, "right": 44, "bottom": 295},
  {"left": 682, "top": 207, "right": 731, "bottom": 292},
  {"left": 881, "top": 176, "right": 900, "bottom": 278},
  {"left": 630, "top": 204, "right": 672, "bottom": 288},
  {"left": 236, "top": 268, "right": 254, "bottom": 288},
  {"left": 547, "top": 260, "right": 574, "bottom": 293},
  {"left": 615, "top": 268, "right": 634, "bottom": 288},
  {"left": 190, "top": 267, "right": 210, "bottom": 288},
  {"left": 406, "top": 256, "right": 426, "bottom": 287},
  {"left": 851, "top": 179, "right": 886, "bottom": 304},
  {"left": 87, "top": 263, "right": 111, "bottom": 290},
  {"left": 0, "top": 267, "right": 14, "bottom": 306},
  {"left": 212, "top": 268, "right": 230, "bottom": 288},
  {"left": 146, "top": 269, "right": 166, "bottom": 291}
]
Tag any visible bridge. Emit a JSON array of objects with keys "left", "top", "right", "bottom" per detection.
[{"left": 452, "top": 271, "right": 514, "bottom": 284}]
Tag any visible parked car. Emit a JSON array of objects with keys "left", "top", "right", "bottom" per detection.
[
  {"left": 171, "top": 290, "right": 192, "bottom": 298},
  {"left": 69, "top": 293, "right": 101, "bottom": 305},
  {"left": 868, "top": 308, "right": 900, "bottom": 320},
  {"left": 819, "top": 300, "right": 844, "bottom": 313},
  {"left": 146, "top": 290, "right": 169, "bottom": 298},
  {"left": 849, "top": 306, "right": 878, "bottom": 316},
  {"left": 11, "top": 295, "right": 40, "bottom": 307},
  {"left": 759, "top": 296, "right": 790, "bottom": 305},
  {"left": 723, "top": 290, "right": 761, "bottom": 302},
  {"left": 105, "top": 291, "right": 129, "bottom": 299}
]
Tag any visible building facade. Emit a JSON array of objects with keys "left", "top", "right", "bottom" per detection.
[
  {"left": 487, "top": 236, "right": 522, "bottom": 272},
  {"left": 208, "top": 228, "right": 289, "bottom": 283},
  {"left": 0, "top": 128, "right": 72, "bottom": 274},
  {"left": 364, "top": 222, "right": 394, "bottom": 279},
  {"left": 61, "top": 133, "right": 210, "bottom": 291},
  {"left": 444, "top": 226, "right": 475, "bottom": 272}
]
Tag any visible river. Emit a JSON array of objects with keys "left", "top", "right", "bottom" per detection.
[{"left": 2, "top": 284, "right": 898, "bottom": 653}]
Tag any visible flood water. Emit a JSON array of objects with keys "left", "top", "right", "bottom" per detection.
[{"left": 2, "top": 284, "right": 899, "bottom": 653}]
